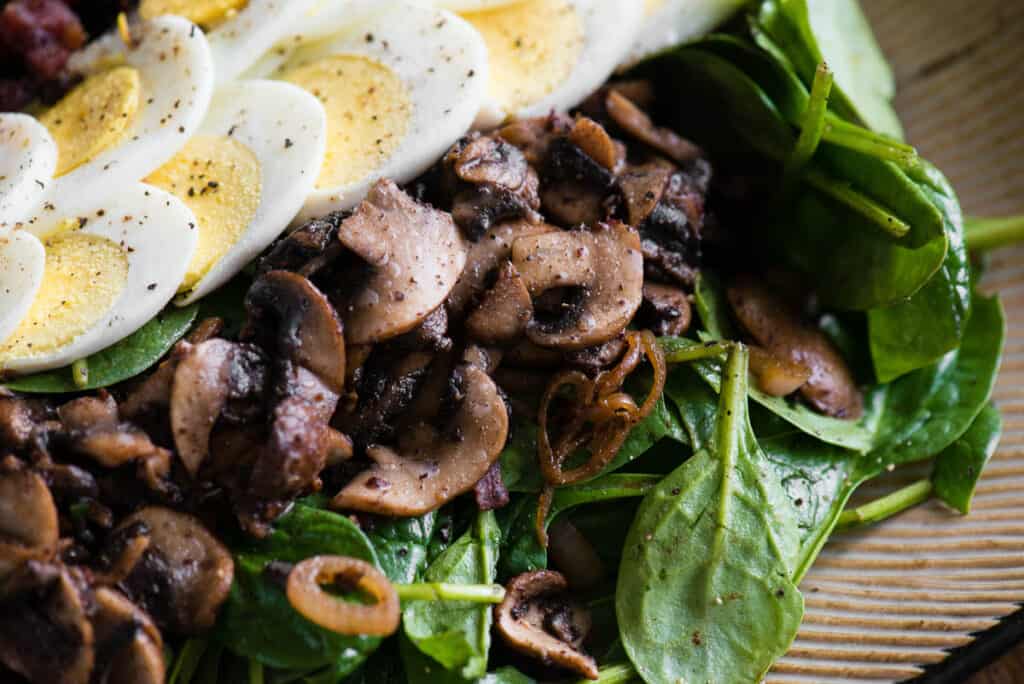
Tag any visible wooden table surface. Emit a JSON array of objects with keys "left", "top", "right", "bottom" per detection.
[{"left": 968, "top": 641, "right": 1024, "bottom": 684}]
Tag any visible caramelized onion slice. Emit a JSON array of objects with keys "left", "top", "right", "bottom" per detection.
[
  {"left": 537, "top": 331, "right": 667, "bottom": 490},
  {"left": 286, "top": 556, "right": 399, "bottom": 637}
]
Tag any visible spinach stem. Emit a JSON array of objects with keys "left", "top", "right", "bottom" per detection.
[
  {"left": 71, "top": 359, "right": 89, "bottom": 389},
  {"left": 784, "top": 62, "right": 833, "bottom": 194},
  {"left": 248, "top": 660, "right": 264, "bottom": 684},
  {"left": 822, "top": 117, "right": 919, "bottom": 170},
  {"left": 708, "top": 345, "right": 747, "bottom": 600},
  {"left": 395, "top": 582, "right": 505, "bottom": 604},
  {"left": 663, "top": 341, "right": 732, "bottom": 364},
  {"left": 804, "top": 170, "right": 911, "bottom": 238},
  {"left": 578, "top": 664, "right": 638, "bottom": 683},
  {"left": 964, "top": 215, "right": 1024, "bottom": 252},
  {"left": 837, "top": 479, "right": 933, "bottom": 529},
  {"left": 167, "top": 638, "right": 209, "bottom": 684}
]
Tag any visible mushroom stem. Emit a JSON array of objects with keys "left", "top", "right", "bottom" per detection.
[{"left": 395, "top": 582, "right": 506, "bottom": 604}]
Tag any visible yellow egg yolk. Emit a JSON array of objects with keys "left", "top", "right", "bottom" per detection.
[
  {"left": 145, "top": 135, "right": 261, "bottom": 294},
  {"left": 39, "top": 66, "right": 141, "bottom": 178},
  {"left": 463, "top": 0, "right": 584, "bottom": 114},
  {"left": 0, "top": 226, "right": 128, "bottom": 360},
  {"left": 645, "top": 0, "right": 667, "bottom": 16},
  {"left": 281, "top": 55, "right": 411, "bottom": 190},
  {"left": 139, "top": 0, "right": 248, "bottom": 27}
]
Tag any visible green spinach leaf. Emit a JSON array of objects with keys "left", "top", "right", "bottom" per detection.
[
  {"left": 364, "top": 513, "right": 437, "bottom": 584},
  {"left": 782, "top": 189, "right": 948, "bottom": 310},
  {"left": 400, "top": 634, "right": 534, "bottom": 684},
  {"left": 403, "top": 511, "right": 501, "bottom": 679},
  {"left": 867, "top": 292, "right": 1004, "bottom": 472},
  {"left": 687, "top": 275, "right": 882, "bottom": 451},
  {"left": 4, "top": 303, "right": 198, "bottom": 393},
  {"left": 617, "top": 345, "right": 803, "bottom": 683},
  {"left": 932, "top": 402, "right": 1002, "bottom": 514},
  {"left": 216, "top": 505, "right": 382, "bottom": 674},
  {"left": 867, "top": 164, "right": 972, "bottom": 382},
  {"left": 805, "top": 0, "right": 902, "bottom": 139},
  {"left": 498, "top": 474, "right": 664, "bottom": 579},
  {"left": 789, "top": 292, "right": 1004, "bottom": 580},
  {"left": 756, "top": 0, "right": 903, "bottom": 139}
]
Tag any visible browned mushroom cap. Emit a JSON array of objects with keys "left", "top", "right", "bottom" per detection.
[
  {"left": 503, "top": 340, "right": 564, "bottom": 369},
  {"left": 564, "top": 336, "right": 627, "bottom": 374},
  {"left": 443, "top": 132, "right": 541, "bottom": 242},
  {"left": 336, "top": 351, "right": 434, "bottom": 451},
  {"left": 498, "top": 113, "right": 574, "bottom": 167},
  {"left": 636, "top": 282, "right": 692, "bottom": 337},
  {"left": 728, "top": 274, "right": 864, "bottom": 418},
  {"left": 749, "top": 346, "right": 813, "bottom": 398},
  {"left": 567, "top": 116, "right": 619, "bottom": 172},
  {"left": 466, "top": 261, "right": 533, "bottom": 345},
  {"left": 170, "top": 339, "right": 268, "bottom": 477},
  {"left": 337, "top": 179, "right": 468, "bottom": 345},
  {"left": 116, "top": 507, "right": 234, "bottom": 634},
  {"left": 58, "top": 394, "right": 119, "bottom": 431},
  {"left": 494, "top": 570, "right": 598, "bottom": 680},
  {"left": 451, "top": 133, "right": 535, "bottom": 189},
  {"left": 618, "top": 159, "right": 676, "bottom": 228},
  {"left": 446, "top": 219, "right": 558, "bottom": 320},
  {"left": 605, "top": 89, "right": 702, "bottom": 164},
  {"left": 91, "top": 588, "right": 164, "bottom": 684},
  {"left": 0, "top": 469, "right": 58, "bottom": 578},
  {"left": 0, "top": 397, "right": 48, "bottom": 450},
  {"left": 0, "top": 564, "right": 95, "bottom": 684},
  {"left": 245, "top": 270, "right": 346, "bottom": 393},
  {"left": 332, "top": 365, "right": 509, "bottom": 516},
  {"left": 512, "top": 222, "right": 644, "bottom": 350}
]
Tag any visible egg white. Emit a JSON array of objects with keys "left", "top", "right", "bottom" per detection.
[
  {"left": 278, "top": 1, "right": 489, "bottom": 220},
  {"left": 469, "top": 0, "right": 645, "bottom": 129},
  {"left": 3, "top": 184, "right": 199, "bottom": 374},
  {"left": 622, "top": 0, "right": 747, "bottom": 68},
  {"left": 429, "top": 0, "right": 523, "bottom": 11},
  {"left": 59, "top": 16, "right": 214, "bottom": 199},
  {"left": 0, "top": 229, "right": 46, "bottom": 348},
  {"left": 175, "top": 80, "right": 327, "bottom": 305},
  {"left": 206, "top": 0, "right": 324, "bottom": 85},
  {"left": 0, "top": 114, "right": 58, "bottom": 227}
]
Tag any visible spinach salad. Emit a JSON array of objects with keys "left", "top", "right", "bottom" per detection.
[{"left": 1, "top": 1, "right": 1018, "bottom": 683}]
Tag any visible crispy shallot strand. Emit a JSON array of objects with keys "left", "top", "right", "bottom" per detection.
[
  {"left": 536, "top": 331, "right": 669, "bottom": 494},
  {"left": 594, "top": 335, "right": 643, "bottom": 398},
  {"left": 286, "top": 556, "right": 400, "bottom": 637},
  {"left": 584, "top": 392, "right": 640, "bottom": 424},
  {"left": 535, "top": 486, "right": 555, "bottom": 548},
  {"left": 635, "top": 330, "right": 667, "bottom": 420},
  {"left": 538, "top": 371, "right": 594, "bottom": 485}
]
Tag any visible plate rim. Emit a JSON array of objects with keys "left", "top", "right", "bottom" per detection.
[{"left": 912, "top": 606, "right": 1024, "bottom": 682}]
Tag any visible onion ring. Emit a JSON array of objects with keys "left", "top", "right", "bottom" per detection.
[
  {"left": 537, "top": 331, "right": 668, "bottom": 493},
  {"left": 286, "top": 556, "right": 400, "bottom": 637}
]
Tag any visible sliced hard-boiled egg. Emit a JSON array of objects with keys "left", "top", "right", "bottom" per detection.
[
  {"left": 0, "top": 114, "right": 58, "bottom": 226},
  {"left": 139, "top": 0, "right": 247, "bottom": 27},
  {"left": 430, "top": 0, "right": 522, "bottom": 10},
  {"left": 273, "top": 1, "right": 488, "bottom": 220},
  {"left": 206, "top": 0, "right": 323, "bottom": 85},
  {"left": 0, "top": 184, "right": 198, "bottom": 375},
  {"left": 623, "top": 0, "right": 747, "bottom": 68},
  {"left": 0, "top": 229, "right": 46, "bottom": 348},
  {"left": 146, "top": 80, "right": 327, "bottom": 305},
  {"left": 49, "top": 15, "right": 213, "bottom": 199},
  {"left": 463, "top": 0, "right": 644, "bottom": 128}
]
